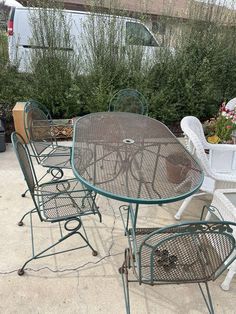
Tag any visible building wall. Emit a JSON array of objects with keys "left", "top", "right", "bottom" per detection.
[
  {"left": 18, "top": 0, "right": 236, "bottom": 23},
  {"left": 19, "top": 0, "right": 190, "bottom": 19},
  {"left": 63, "top": 0, "right": 190, "bottom": 19}
]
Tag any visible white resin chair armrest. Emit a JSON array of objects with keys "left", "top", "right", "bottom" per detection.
[{"left": 208, "top": 143, "right": 236, "bottom": 152}]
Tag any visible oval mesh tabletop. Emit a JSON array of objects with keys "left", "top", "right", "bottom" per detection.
[{"left": 72, "top": 112, "right": 203, "bottom": 204}]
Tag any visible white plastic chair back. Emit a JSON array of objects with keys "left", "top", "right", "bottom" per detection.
[
  {"left": 181, "top": 116, "right": 236, "bottom": 188},
  {"left": 181, "top": 116, "right": 212, "bottom": 176}
]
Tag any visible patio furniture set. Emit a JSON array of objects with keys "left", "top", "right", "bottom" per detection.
[{"left": 11, "top": 90, "right": 236, "bottom": 314}]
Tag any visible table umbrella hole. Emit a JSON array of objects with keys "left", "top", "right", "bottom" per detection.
[{"left": 123, "top": 138, "right": 135, "bottom": 144}]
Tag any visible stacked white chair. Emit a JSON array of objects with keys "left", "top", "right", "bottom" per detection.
[{"left": 175, "top": 116, "right": 236, "bottom": 220}]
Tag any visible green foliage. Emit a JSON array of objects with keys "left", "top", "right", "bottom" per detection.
[
  {"left": 148, "top": 19, "right": 231, "bottom": 124},
  {"left": 0, "top": 31, "right": 8, "bottom": 65},
  {"left": 0, "top": 32, "right": 32, "bottom": 121},
  {"left": 2, "top": 0, "right": 236, "bottom": 130},
  {"left": 215, "top": 114, "right": 236, "bottom": 142},
  {"left": 28, "top": 2, "right": 78, "bottom": 117}
]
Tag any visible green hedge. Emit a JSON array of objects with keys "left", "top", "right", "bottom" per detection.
[{"left": 1, "top": 2, "right": 236, "bottom": 128}]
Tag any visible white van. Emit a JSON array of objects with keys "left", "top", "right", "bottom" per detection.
[{"left": 7, "top": 7, "right": 161, "bottom": 72}]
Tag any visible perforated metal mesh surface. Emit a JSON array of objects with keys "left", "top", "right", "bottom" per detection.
[
  {"left": 73, "top": 112, "right": 203, "bottom": 203},
  {"left": 110, "top": 89, "right": 147, "bottom": 114},
  {"left": 13, "top": 137, "right": 36, "bottom": 196},
  {"left": 38, "top": 180, "right": 98, "bottom": 221},
  {"left": 25, "top": 106, "right": 71, "bottom": 169},
  {"left": 134, "top": 223, "right": 235, "bottom": 283},
  {"left": 28, "top": 107, "right": 53, "bottom": 155},
  {"left": 41, "top": 146, "right": 71, "bottom": 168}
]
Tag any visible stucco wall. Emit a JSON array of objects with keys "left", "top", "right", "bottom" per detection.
[{"left": 61, "top": 0, "right": 190, "bottom": 19}]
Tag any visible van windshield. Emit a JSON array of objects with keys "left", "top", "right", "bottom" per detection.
[{"left": 126, "top": 22, "right": 158, "bottom": 47}]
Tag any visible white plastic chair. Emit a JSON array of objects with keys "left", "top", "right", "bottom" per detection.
[
  {"left": 205, "top": 189, "right": 236, "bottom": 291},
  {"left": 175, "top": 116, "right": 236, "bottom": 220}
]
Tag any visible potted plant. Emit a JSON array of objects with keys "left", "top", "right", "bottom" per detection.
[
  {"left": 204, "top": 100, "right": 236, "bottom": 144},
  {"left": 165, "top": 152, "right": 191, "bottom": 184}
]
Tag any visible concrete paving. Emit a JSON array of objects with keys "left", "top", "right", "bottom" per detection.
[{"left": 0, "top": 142, "right": 236, "bottom": 314}]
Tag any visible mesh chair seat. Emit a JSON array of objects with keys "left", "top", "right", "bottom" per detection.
[
  {"left": 120, "top": 206, "right": 236, "bottom": 314},
  {"left": 40, "top": 145, "right": 71, "bottom": 169},
  {"left": 37, "top": 179, "right": 98, "bottom": 221},
  {"left": 135, "top": 227, "right": 224, "bottom": 283}
]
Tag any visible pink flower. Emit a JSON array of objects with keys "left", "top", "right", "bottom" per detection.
[
  {"left": 226, "top": 125, "right": 232, "bottom": 129},
  {"left": 220, "top": 101, "right": 226, "bottom": 112}
]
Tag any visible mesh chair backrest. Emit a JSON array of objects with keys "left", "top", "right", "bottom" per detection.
[
  {"left": 108, "top": 89, "right": 148, "bottom": 115},
  {"left": 180, "top": 116, "right": 216, "bottom": 178},
  {"left": 11, "top": 132, "right": 38, "bottom": 202},
  {"left": 24, "top": 100, "right": 56, "bottom": 158},
  {"left": 181, "top": 116, "right": 208, "bottom": 150},
  {"left": 139, "top": 221, "right": 236, "bottom": 284}
]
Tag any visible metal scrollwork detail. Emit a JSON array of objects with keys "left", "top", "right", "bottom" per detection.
[{"left": 182, "top": 222, "right": 233, "bottom": 234}]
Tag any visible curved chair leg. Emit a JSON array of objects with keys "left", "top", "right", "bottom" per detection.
[
  {"left": 175, "top": 196, "right": 194, "bottom": 220},
  {"left": 18, "top": 218, "right": 97, "bottom": 276},
  {"left": 21, "top": 188, "right": 29, "bottom": 198},
  {"left": 18, "top": 208, "right": 37, "bottom": 226},
  {"left": 175, "top": 192, "right": 206, "bottom": 220},
  {"left": 221, "top": 262, "right": 236, "bottom": 291},
  {"left": 198, "top": 282, "right": 214, "bottom": 314},
  {"left": 119, "top": 249, "right": 131, "bottom": 314},
  {"left": 75, "top": 232, "right": 98, "bottom": 256},
  {"left": 96, "top": 210, "right": 102, "bottom": 223}
]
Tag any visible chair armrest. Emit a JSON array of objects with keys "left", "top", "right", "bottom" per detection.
[
  {"left": 208, "top": 143, "right": 236, "bottom": 152},
  {"left": 208, "top": 145, "right": 236, "bottom": 175},
  {"left": 36, "top": 179, "right": 95, "bottom": 197}
]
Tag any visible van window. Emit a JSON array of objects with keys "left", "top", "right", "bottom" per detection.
[{"left": 126, "top": 22, "right": 158, "bottom": 47}]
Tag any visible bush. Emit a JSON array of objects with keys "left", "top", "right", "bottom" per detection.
[
  {"left": 148, "top": 14, "right": 236, "bottom": 125},
  {"left": 28, "top": 1, "right": 79, "bottom": 117},
  {"left": 2, "top": 0, "right": 236, "bottom": 131},
  {"left": 0, "top": 32, "right": 33, "bottom": 116}
]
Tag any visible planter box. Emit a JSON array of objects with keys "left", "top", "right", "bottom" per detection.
[
  {"left": 51, "top": 119, "right": 73, "bottom": 139},
  {"left": 31, "top": 119, "right": 74, "bottom": 141}
]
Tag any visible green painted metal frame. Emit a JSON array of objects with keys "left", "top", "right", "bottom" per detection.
[
  {"left": 108, "top": 89, "right": 149, "bottom": 116},
  {"left": 11, "top": 132, "right": 101, "bottom": 275},
  {"left": 71, "top": 115, "right": 204, "bottom": 205},
  {"left": 21, "top": 99, "right": 72, "bottom": 197},
  {"left": 24, "top": 99, "right": 71, "bottom": 166},
  {"left": 119, "top": 203, "right": 236, "bottom": 313}
]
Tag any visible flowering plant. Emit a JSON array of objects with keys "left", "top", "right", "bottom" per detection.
[{"left": 204, "top": 101, "right": 236, "bottom": 143}]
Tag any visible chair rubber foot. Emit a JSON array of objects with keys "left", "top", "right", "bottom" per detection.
[
  {"left": 118, "top": 267, "right": 124, "bottom": 274},
  {"left": 92, "top": 250, "right": 98, "bottom": 256},
  {"left": 17, "top": 269, "right": 24, "bottom": 276},
  {"left": 18, "top": 221, "right": 24, "bottom": 226},
  {"left": 21, "top": 193, "right": 26, "bottom": 198},
  {"left": 174, "top": 214, "right": 181, "bottom": 220},
  {"left": 221, "top": 283, "right": 230, "bottom": 291}
]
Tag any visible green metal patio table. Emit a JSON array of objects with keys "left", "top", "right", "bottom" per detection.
[{"left": 71, "top": 112, "right": 203, "bottom": 226}]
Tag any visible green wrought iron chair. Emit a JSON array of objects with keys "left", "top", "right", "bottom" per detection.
[
  {"left": 105, "top": 89, "right": 148, "bottom": 171},
  {"left": 108, "top": 89, "right": 148, "bottom": 115},
  {"left": 119, "top": 205, "right": 236, "bottom": 314},
  {"left": 20, "top": 99, "right": 72, "bottom": 197},
  {"left": 23, "top": 99, "right": 72, "bottom": 185},
  {"left": 12, "top": 132, "right": 101, "bottom": 276}
]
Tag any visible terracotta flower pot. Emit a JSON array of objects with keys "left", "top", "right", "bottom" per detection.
[{"left": 165, "top": 152, "right": 191, "bottom": 184}]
